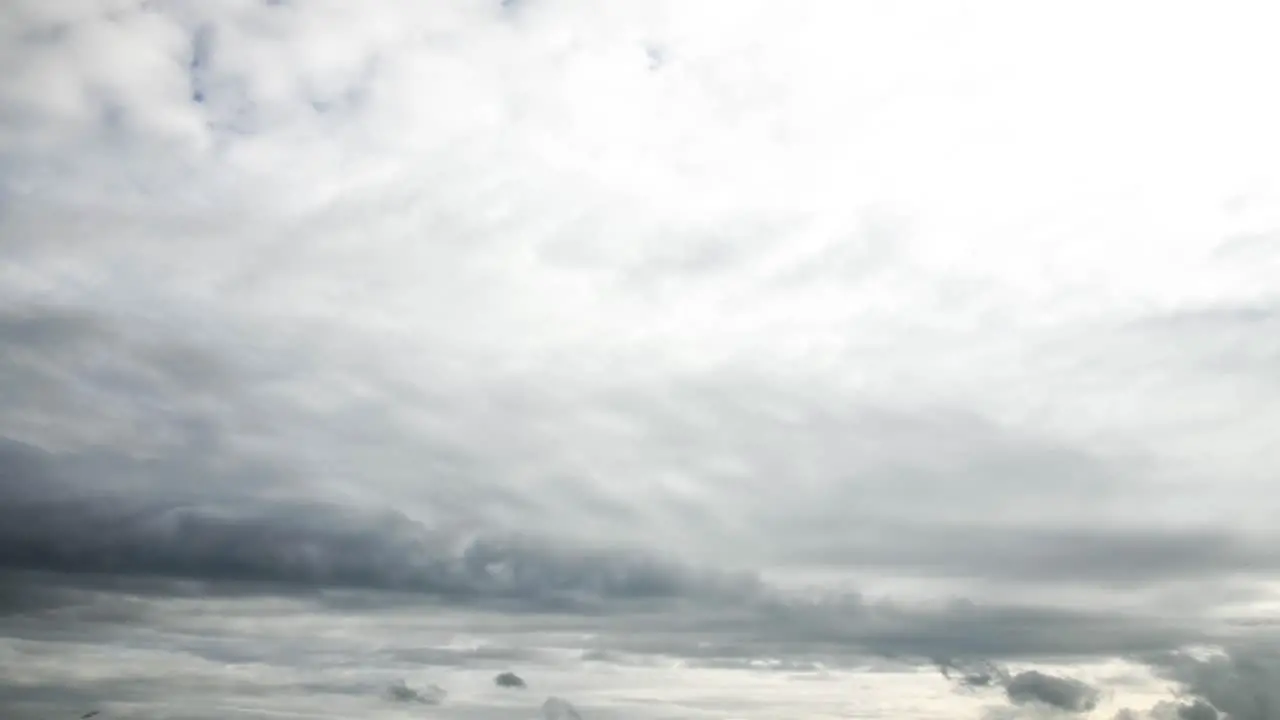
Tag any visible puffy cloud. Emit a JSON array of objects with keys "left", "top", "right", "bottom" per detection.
[
  {"left": 1112, "top": 645, "right": 1280, "bottom": 720},
  {"left": 495, "top": 671, "right": 527, "bottom": 689},
  {"left": 1004, "top": 670, "right": 1100, "bottom": 713},
  {"left": 1154, "top": 647, "right": 1280, "bottom": 720},
  {"left": 384, "top": 678, "right": 446, "bottom": 705},
  {"left": 941, "top": 661, "right": 1100, "bottom": 714}
]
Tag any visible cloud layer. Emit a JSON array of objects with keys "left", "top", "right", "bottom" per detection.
[{"left": 4, "top": 0, "right": 1280, "bottom": 718}]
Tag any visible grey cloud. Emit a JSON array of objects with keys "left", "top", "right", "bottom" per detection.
[
  {"left": 1116, "top": 700, "right": 1221, "bottom": 720},
  {"left": 591, "top": 593, "right": 1201, "bottom": 665},
  {"left": 0, "top": 479, "right": 1207, "bottom": 668},
  {"left": 542, "top": 696, "right": 583, "bottom": 720},
  {"left": 0, "top": 665, "right": 441, "bottom": 720},
  {"left": 0, "top": 307, "right": 108, "bottom": 350},
  {"left": 1152, "top": 646, "right": 1280, "bottom": 720},
  {"left": 6, "top": 299, "right": 1277, "bottom": 613},
  {"left": 0, "top": 340, "right": 1232, "bottom": 668},
  {"left": 940, "top": 661, "right": 1100, "bottom": 713},
  {"left": 1005, "top": 670, "right": 1100, "bottom": 713},
  {"left": 0, "top": 681, "right": 117, "bottom": 720},
  {"left": 380, "top": 645, "right": 542, "bottom": 668},
  {"left": 5, "top": 0, "right": 1280, "bottom": 716},
  {"left": 1112, "top": 645, "right": 1280, "bottom": 720},
  {"left": 1176, "top": 700, "right": 1221, "bottom": 720},
  {"left": 939, "top": 659, "right": 1009, "bottom": 689},
  {"left": 679, "top": 656, "right": 833, "bottom": 673},
  {"left": 495, "top": 671, "right": 527, "bottom": 689},
  {"left": 0, "top": 305, "right": 257, "bottom": 462},
  {"left": 10, "top": 298, "right": 1276, "bottom": 607},
  {"left": 0, "top": 571, "right": 155, "bottom": 629},
  {"left": 783, "top": 523, "right": 1280, "bottom": 587},
  {"left": 0, "top": 301, "right": 640, "bottom": 551},
  {"left": 0, "top": 444, "right": 758, "bottom": 609},
  {"left": 384, "top": 678, "right": 446, "bottom": 705},
  {"left": 589, "top": 372, "right": 1280, "bottom": 589},
  {"left": 3, "top": 371, "right": 1232, "bottom": 667}
]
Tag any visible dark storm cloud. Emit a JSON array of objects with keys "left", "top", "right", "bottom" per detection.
[{"left": 495, "top": 671, "right": 527, "bottom": 689}]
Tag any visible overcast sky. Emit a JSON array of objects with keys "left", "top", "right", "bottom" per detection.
[{"left": 3, "top": 1, "right": 1280, "bottom": 719}]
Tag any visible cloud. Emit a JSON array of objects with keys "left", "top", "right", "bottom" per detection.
[
  {"left": 383, "top": 678, "right": 446, "bottom": 705},
  {"left": 939, "top": 659, "right": 1009, "bottom": 689},
  {"left": 495, "top": 671, "right": 527, "bottom": 689},
  {"left": 940, "top": 661, "right": 1100, "bottom": 714},
  {"left": 1004, "top": 670, "right": 1100, "bottom": 713},
  {"left": 1112, "top": 645, "right": 1280, "bottom": 720},
  {"left": 4, "top": 0, "right": 1280, "bottom": 717},
  {"left": 0, "top": 436, "right": 1211, "bottom": 665},
  {"left": 0, "top": 439, "right": 760, "bottom": 610},
  {"left": 1151, "top": 646, "right": 1280, "bottom": 720},
  {"left": 1116, "top": 700, "right": 1219, "bottom": 720},
  {"left": 1175, "top": 700, "right": 1221, "bottom": 720},
  {"left": 542, "top": 696, "right": 583, "bottom": 720}
]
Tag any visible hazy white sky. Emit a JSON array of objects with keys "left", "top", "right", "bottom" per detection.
[{"left": 3, "top": 1, "right": 1280, "bottom": 719}]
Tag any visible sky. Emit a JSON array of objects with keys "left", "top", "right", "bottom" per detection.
[{"left": 2, "top": 0, "right": 1280, "bottom": 718}]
